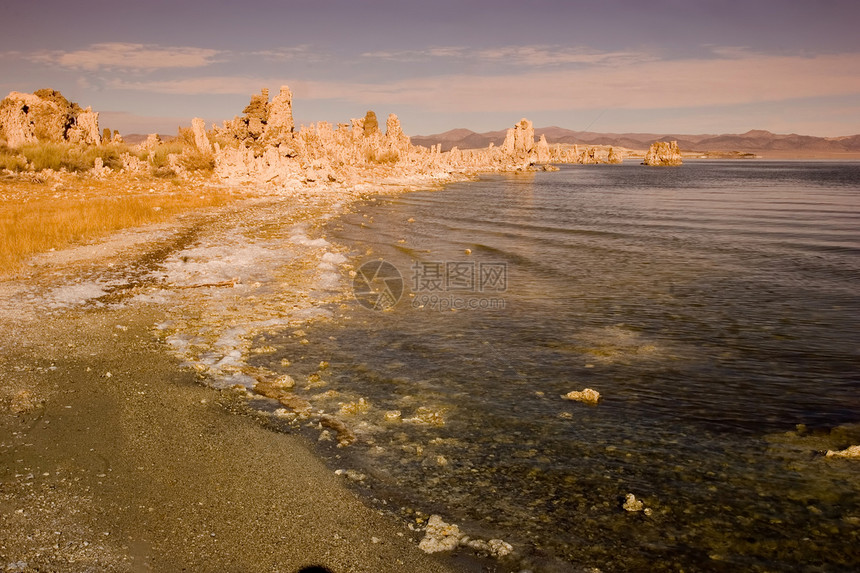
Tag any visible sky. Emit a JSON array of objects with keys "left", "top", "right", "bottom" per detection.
[{"left": 2, "top": 0, "right": 859, "bottom": 137}]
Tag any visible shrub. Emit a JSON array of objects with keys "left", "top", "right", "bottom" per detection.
[
  {"left": 0, "top": 145, "right": 27, "bottom": 172},
  {"left": 178, "top": 149, "right": 215, "bottom": 172},
  {"left": 14, "top": 142, "right": 130, "bottom": 172},
  {"left": 147, "top": 140, "right": 186, "bottom": 170},
  {"left": 85, "top": 143, "right": 126, "bottom": 170},
  {"left": 176, "top": 126, "right": 197, "bottom": 147},
  {"left": 20, "top": 143, "right": 89, "bottom": 172}
]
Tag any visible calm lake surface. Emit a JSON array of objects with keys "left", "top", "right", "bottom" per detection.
[{"left": 253, "top": 161, "right": 860, "bottom": 572}]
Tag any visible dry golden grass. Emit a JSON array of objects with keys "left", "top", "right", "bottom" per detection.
[{"left": 0, "top": 173, "right": 240, "bottom": 276}]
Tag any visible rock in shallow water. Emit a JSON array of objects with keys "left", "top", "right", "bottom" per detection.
[
  {"left": 825, "top": 445, "right": 860, "bottom": 459},
  {"left": 623, "top": 493, "right": 644, "bottom": 512},
  {"left": 418, "top": 515, "right": 513, "bottom": 558},
  {"left": 562, "top": 388, "right": 600, "bottom": 405},
  {"left": 418, "top": 515, "right": 461, "bottom": 553}
]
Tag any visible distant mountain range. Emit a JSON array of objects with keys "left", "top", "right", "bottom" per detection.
[{"left": 411, "top": 127, "right": 860, "bottom": 158}]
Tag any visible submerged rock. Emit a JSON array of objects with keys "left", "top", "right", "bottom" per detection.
[
  {"left": 622, "top": 493, "right": 652, "bottom": 515},
  {"left": 319, "top": 414, "right": 356, "bottom": 447},
  {"left": 403, "top": 406, "right": 445, "bottom": 426},
  {"left": 461, "top": 537, "right": 514, "bottom": 558},
  {"left": 339, "top": 397, "right": 371, "bottom": 415},
  {"left": 622, "top": 493, "right": 644, "bottom": 512},
  {"left": 384, "top": 410, "right": 402, "bottom": 422}
]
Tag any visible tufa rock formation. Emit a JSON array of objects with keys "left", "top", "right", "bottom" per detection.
[
  {"left": 0, "top": 89, "right": 100, "bottom": 147},
  {"left": 607, "top": 146, "right": 624, "bottom": 164},
  {"left": 643, "top": 141, "right": 683, "bottom": 166},
  {"left": 212, "top": 86, "right": 629, "bottom": 187},
  {"left": 191, "top": 117, "right": 212, "bottom": 153},
  {"left": 264, "top": 85, "right": 295, "bottom": 145},
  {"left": 501, "top": 118, "right": 535, "bottom": 159},
  {"left": 220, "top": 86, "right": 294, "bottom": 145},
  {"left": 362, "top": 111, "right": 379, "bottom": 137}
]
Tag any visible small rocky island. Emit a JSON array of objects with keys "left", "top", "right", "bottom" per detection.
[{"left": 642, "top": 140, "right": 683, "bottom": 166}]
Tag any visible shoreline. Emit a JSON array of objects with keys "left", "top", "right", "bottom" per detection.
[{"left": 0, "top": 177, "right": 467, "bottom": 572}]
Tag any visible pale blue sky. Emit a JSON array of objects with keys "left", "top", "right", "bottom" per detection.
[{"left": 2, "top": 0, "right": 859, "bottom": 136}]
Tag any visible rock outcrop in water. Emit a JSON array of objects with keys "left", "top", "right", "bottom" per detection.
[
  {"left": 643, "top": 140, "right": 683, "bottom": 166},
  {"left": 0, "top": 89, "right": 100, "bottom": 147}
]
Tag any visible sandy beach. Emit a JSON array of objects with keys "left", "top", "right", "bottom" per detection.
[{"left": 0, "top": 183, "right": 462, "bottom": 573}]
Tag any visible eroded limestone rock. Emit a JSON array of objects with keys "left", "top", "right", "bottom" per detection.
[
  {"left": 535, "top": 134, "right": 551, "bottom": 164},
  {"left": 66, "top": 107, "right": 100, "bottom": 145},
  {"left": 212, "top": 85, "right": 631, "bottom": 186},
  {"left": 643, "top": 141, "right": 682, "bottom": 166},
  {"left": 363, "top": 110, "right": 379, "bottom": 137},
  {"left": 191, "top": 117, "right": 211, "bottom": 153},
  {"left": 264, "top": 85, "right": 294, "bottom": 145},
  {"left": 0, "top": 89, "right": 100, "bottom": 147}
]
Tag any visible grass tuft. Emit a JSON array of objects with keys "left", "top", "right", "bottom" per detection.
[{"left": 0, "top": 175, "right": 237, "bottom": 276}]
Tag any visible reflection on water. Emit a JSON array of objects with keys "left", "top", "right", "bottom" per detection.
[{"left": 253, "top": 162, "right": 860, "bottom": 571}]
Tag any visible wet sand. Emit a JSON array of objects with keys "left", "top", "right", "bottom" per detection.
[{"left": 0, "top": 189, "right": 457, "bottom": 572}]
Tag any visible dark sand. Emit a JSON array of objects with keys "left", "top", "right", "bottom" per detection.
[{"left": 0, "top": 195, "right": 457, "bottom": 573}]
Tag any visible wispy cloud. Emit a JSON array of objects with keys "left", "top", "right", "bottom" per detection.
[
  {"left": 30, "top": 43, "right": 222, "bottom": 71},
  {"left": 248, "top": 45, "right": 327, "bottom": 62},
  {"left": 361, "top": 46, "right": 469, "bottom": 62},
  {"left": 107, "top": 76, "right": 273, "bottom": 95},
  {"left": 474, "top": 46, "right": 654, "bottom": 67},
  {"left": 362, "top": 44, "right": 655, "bottom": 67}
]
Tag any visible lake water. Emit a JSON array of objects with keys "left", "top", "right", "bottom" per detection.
[{"left": 251, "top": 161, "right": 860, "bottom": 572}]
